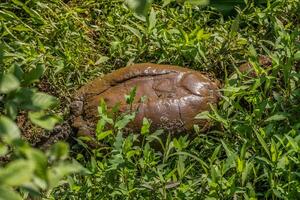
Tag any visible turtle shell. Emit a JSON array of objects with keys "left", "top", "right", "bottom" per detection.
[{"left": 70, "top": 63, "right": 220, "bottom": 137}]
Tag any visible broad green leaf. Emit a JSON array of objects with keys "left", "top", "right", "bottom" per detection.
[
  {"left": 210, "top": 165, "right": 219, "bottom": 183},
  {"left": 173, "top": 136, "right": 189, "bottom": 151},
  {"left": 180, "top": 28, "right": 189, "bottom": 44},
  {"left": 0, "top": 116, "right": 20, "bottom": 142},
  {"left": 173, "top": 138, "right": 180, "bottom": 150},
  {"left": 210, "top": 106, "right": 229, "bottom": 128},
  {"left": 220, "top": 140, "right": 237, "bottom": 171},
  {"left": 0, "top": 144, "right": 8, "bottom": 157},
  {"left": 146, "top": 130, "right": 164, "bottom": 149},
  {"left": 115, "top": 113, "right": 135, "bottom": 130},
  {"left": 113, "top": 132, "right": 125, "bottom": 151},
  {"left": 230, "top": 16, "right": 240, "bottom": 37},
  {"left": 12, "top": 24, "right": 32, "bottom": 32},
  {"left": 97, "top": 101, "right": 113, "bottom": 125},
  {"left": 195, "top": 111, "right": 211, "bottom": 120},
  {"left": 122, "top": 25, "right": 142, "bottom": 41},
  {"left": 177, "top": 155, "right": 186, "bottom": 179},
  {"left": 125, "top": 86, "right": 137, "bottom": 105},
  {"left": 24, "top": 148, "right": 48, "bottom": 180},
  {"left": 0, "top": 160, "right": 34, "bottom": 186},
  {"left": 5, "top": 102, "right": 18, "bottom": 120},
  {"left": 248, "top": 45, "right": 258, "bottom": 58},
  {"left": 255, "top": 156, "right": 272, "bottom": 166},
  {"left": 210, "top": 145, "right": 221, "bottom": 164},
  {"left": 141, "top": 118, "right": 151, "bottom": 135},
  {"left": 197, "top": 29, "right": 210, "bottom": 41},
  {"left": 49, "top": 142, "right": 70, "bottom": 160},
  {"left": 96, "top": 118, "right": 106, "bottom": 134},
  {"left": 255, "top": 129, "right": 270, "bottom": 159},
  {"left": 162, "top": 0, "right": 172, "bottom": 6},
  {"left": 286, "top": 135, "right": 299, "bottom": 151},
  {"left": 224, "top": 153, "right": 237, "bottom": 172},
  {"left": 12, "top": 88, "right": 55, "bottom": 111},
  {"left": 265, "top": 114, "right": 287, "bottom": 122},
  {"left": 148, "top": 8, "right": 156, "bottom": 31},
  {"left": 0, "top": 73, "right": 20, "bottom": 94},
  {"left": 97, "top": 130, "right": 113, "bottom": 140},
  {"left": 23, "top": 64, "right": 45, "bottom": 85},
  {"left": 0, "top": 186, "right": 22, "bottom": 200},
  {"left": 270, "top": 139, "right": 277, "bottom": 162},
  {"left": 31, "top": 92, "right": 58, "bottom": 110},
  {"left": 8, "top": 64, "right": 24, "bottom": 81},
  {"left": 126, "top": 0, "right": 152, "bottom": 16},
  {"left": 126, "top": 149, "right": 140, "bottom": 159},
  {"left": 95, "top": 56, "right": 109, "bottom": 65},
  {"left": 29, "top": 112, "right": 61, "bottom": 130},
  {"left": 236, "top": 157, "right": 244, "bottom": 173},
  {"left": 98, "top": 99, "right": 108, "bottom": 115},
  {"left": 242, "top": 161, "right": 253, "bottom": 186},
  {"left": 220, "top": 85, "right": 249, "bottom": 93},
  {"left": 240, "top": 142, "right": 247, "bottom": 160},
  {"left": 47, "top": 160, "right": 84, "bottom": 190},
  {"left": 109, "top": 153, "right": 125, "bottom": 170},
  {"left": 294, "top": 51, "right": 300, "bottom": 61},
  {"left": 277, "top": 156, "right": 288, "bottom": 169}
]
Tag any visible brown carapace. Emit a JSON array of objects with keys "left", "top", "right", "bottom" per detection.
[{"left": 70, "top": 63, "right": 221, "bottom": 138}]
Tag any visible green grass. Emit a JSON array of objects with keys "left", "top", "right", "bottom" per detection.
[{"left": 1, "top": 0, "right": 300, "bottom": 199}]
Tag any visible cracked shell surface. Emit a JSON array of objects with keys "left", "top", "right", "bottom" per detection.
[{"left": 71, "top": 63, "right": 221, "bottom": 137}]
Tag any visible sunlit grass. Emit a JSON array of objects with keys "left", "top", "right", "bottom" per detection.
[{"left": 1, "top": 0, "right": 300, "bottom": 199}]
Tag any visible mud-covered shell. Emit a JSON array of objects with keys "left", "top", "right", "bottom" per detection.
[{"left": 70, "top": 63, "right": 221, "bottom": 137}]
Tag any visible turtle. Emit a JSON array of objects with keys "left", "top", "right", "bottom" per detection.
[
  {"left": 69, "top": 63, "right": 221, "bottom": 139},
  {"left": 31, "top": 57, "right": 272, "bottom": 148}
]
